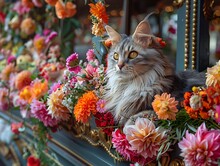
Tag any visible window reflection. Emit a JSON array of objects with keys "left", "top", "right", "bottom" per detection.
[
  {"left": 74, "top": 0, "right": 177, "bottom": 63},
  {"left": 209, "top": 16, "right": 220, "bottom": 66}
]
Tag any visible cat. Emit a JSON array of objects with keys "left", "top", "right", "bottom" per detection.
[{"left": 103, "top": 16, "right": 205, "bottom": 125}]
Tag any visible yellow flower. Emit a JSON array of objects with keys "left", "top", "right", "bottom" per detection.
[
  {"left": 91, "top": 20, "right": 105, "bottom": 36},
  {"left": 152, "top": 93, "right": 178, "bottom": 120},
  {"left": 47, "top": 89, "right": 70, "bottom": 121}
]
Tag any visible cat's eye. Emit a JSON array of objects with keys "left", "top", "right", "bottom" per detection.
[
  {"left": 128, "top": 51, "right": 138, "bottom": 59},
  {"left": 113, "top": 52, "right": 119, "bottom": 60}
]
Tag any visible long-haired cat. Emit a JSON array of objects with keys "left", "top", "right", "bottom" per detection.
[{"left": 104, "top": 16, "right": 205, "bottom": 125}]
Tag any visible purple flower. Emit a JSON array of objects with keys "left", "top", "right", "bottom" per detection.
[
  {"left": 96, "top": 99, "right": 106, "bottom": 113},
  {"left": 43, "top": 29, "right": 51, "bottom": 36},
  {"left": 45, "top": 31, "right": 58, "bottom": 44},
  {"left": 66, "top": 53, "right": 81, "bottom": 74},
  {"left": 7, "top": 56, "right": 16, "bottom": 64}
]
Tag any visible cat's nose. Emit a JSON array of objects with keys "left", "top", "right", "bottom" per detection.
[{"left": 118, "top": 63, "right": 124, "bottom": 70}]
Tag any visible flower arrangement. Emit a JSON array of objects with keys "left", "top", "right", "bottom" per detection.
[{"left": 0, "top": 0, "right": 220, "bottom": 166}]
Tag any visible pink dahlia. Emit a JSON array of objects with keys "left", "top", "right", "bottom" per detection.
[
  {"left": 86, "top": 49, "right": 95, "bottom": 61},
  {"left": 48, "top": 82, "right": 61, "bottom": 94},
  {"left": 66, "top": 53, "right": 81, "bottom": 73},
  {"left": 85, "top": 63, "right": 97, "bottom": 77},
  {"left": 112, "top": 128, "right": 152, "bottom": 165},
  {"left": 30, "top": 99, "right": 58, "bottom": 127},
  {"left": 123, "top": 117, "right": 167, "bottom": 159},
  {"left": 215, "top": 105, "right": 220, "bottom": 124},
  {"left": 112, "top": 129, "right": 137, "bottom": 161},
  {"left": 13, "top": 1, "right": 30, "bottom": 15},
  {"left": 179, "top": 123, "right": 220, "bottom": 166}
]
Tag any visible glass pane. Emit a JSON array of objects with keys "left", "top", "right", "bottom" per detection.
[
  {"left": 74, "top": 0, "right": 178, "bottom": 65},
  {"left": 209, "top": 19, "right": 220, "bottom": 66}
]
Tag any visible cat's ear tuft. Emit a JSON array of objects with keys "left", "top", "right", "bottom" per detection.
[
  {"left": 132, "top": 20, "right": 152, "bottom": 48},
  {"left": 105, "top": 25, "right": 121, "bottom": 45}
]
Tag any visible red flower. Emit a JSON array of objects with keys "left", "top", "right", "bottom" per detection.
[
  {"left": 27, "top": 155, "right": 40, "bottom": 166},
  {"left": 156, "top": 37, "right": 166, "bottom": 47},
  {"left": 0, "top": 11, "right": 5, "bottom": 24},
  {"left": 168, "top": 25, "right": 176, "bottom": 34},
  {"left": 11, "top": 122, "right": 23, "bottom": 134},
  {"left": 206, "top": 85, "right": 220, "bottom": 105},
  {"left": 94, "top": 112, "right": 114, "bottom": 136}
]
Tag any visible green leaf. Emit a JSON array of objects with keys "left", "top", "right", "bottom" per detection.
[
  {"left": 36, "top": 24, "right": 43, "bottom": 34},
  {"left": 16, "top": 46, "right": 25, "bottom": 57},
  {"left": 31, "top": 72, "right": 39, "bottom": 80},
  {"left": 187, "top": 124, "right": 197, "bottom": 133},
  {"left": 92, "top": 36, "right": 108, "bottom": 64},
  {"left": 70, "top": 18, "right": 81, "bottom": 29}
]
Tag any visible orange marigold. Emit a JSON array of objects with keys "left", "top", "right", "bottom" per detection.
[
  {"left": 89, "top": 2, "right": 108, "bottom": 24},
  {"left": 65, "top": 2, "right": 77, "bottom": 18},
  {"left": 47, "top": 89, "right": 70, "bottom": 121},
  {"left": 55, "top": 0, "right": 77, "bottom": 19},
  {"left": 15, "top": 70, "right": 32, "bottom": 90},
  {"left": 183, "top": 90, "right": 211, "bottom": 119},
  {"left": 152, "top": 93, "right": 178, "bottom": 120},
  {"left": 45, "top": 0, "right": 58, "bottom": 6},
  {"left": 22, "top": 0, "right": 34, "bottom": 8},
  {"left": 34, "top": 36, "right": 45, "bottom": 54},
  {"left": 19, "top": 86, "right": 33, "bottom": 103},
  {"left": 31, "top": 80, "right": 48, "bottom": 99},
  {"left": 1, "top": 63, "right": 15, "bottom": 81},
  {"left": 74, "top": 91, "right": 98, "bottom": 123},
  {"left": 19, "top": 79, "right": 48, "bottom": 104}
]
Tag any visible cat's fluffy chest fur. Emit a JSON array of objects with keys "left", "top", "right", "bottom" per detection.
[{"left": 104, "top": 45, "right": 174, "bottom": 124}]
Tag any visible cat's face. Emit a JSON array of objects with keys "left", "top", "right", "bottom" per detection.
[
  {"left": 108, "top": 38, "right": 139, "bottom": 75},
  {"left": 105, "top": 17, "right": 164, "bottom": 78},
  {"left": 107, "top": 38, "right": 160, "bottom": 77}
]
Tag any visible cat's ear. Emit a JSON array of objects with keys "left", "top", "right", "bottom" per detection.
[
  {"left": 132, "top": 20, "right": 152, "bottom": 48},
  {"left": 105, "top": 25, "right": 121, "bottom": 45}
]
